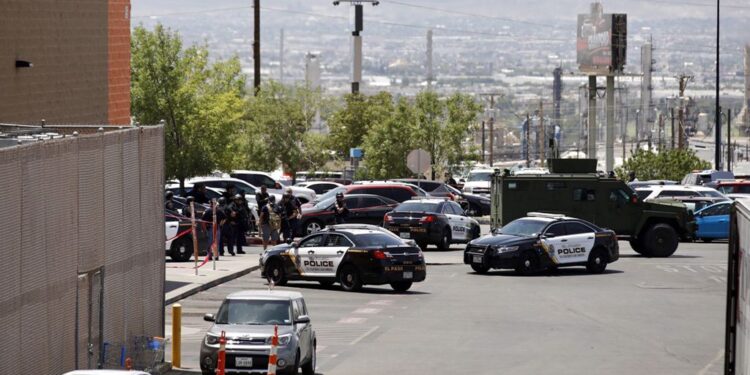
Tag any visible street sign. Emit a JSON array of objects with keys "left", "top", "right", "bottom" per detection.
[{"left": 407, "top": 149, "right": 431, "bottom": 176}]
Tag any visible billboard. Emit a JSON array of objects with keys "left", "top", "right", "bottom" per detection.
[{"left": 577, "top": 3, "right": 627, "bottom": 75}]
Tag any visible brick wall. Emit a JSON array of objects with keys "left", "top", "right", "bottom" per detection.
[
  {"left": 108, "top": 0, "right": 131, "bottom": 125},
  {"left": 0, "top": 0, "right": 131, "bottom": 125}
]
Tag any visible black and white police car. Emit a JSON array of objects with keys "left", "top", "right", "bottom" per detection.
[
  {"left": 464, "top": 213, "right": 619, "bottom": 275},
  {"left": 384, "top": 198, "right": 481, "bottom": 251},
  {"left": 260, "top": 224, "right": 426, "bottom": 292}
]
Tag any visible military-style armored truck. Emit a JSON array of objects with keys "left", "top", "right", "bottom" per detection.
[{"left": 491, "top": 159, "right": 695, "bottom": 257}]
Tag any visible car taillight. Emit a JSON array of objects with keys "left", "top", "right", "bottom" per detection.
[
  {"left": 372, "top": 250, "right": 392, "bottom": 260},
  {"left": 419, "top": 215, "right": 436, "bottom": 223},
  {"left": 384, "top": 214, "right": 393, "bottom": 223}
]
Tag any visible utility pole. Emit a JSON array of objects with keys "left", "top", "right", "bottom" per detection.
[
  {"left": 333, "top": 0, "right": 379, "bottom": 94},
  {"left": 658, "top": 113, "right": 664, "bottom": 151},
  {"left": 605, "top": 75, "right": 615, "bottom": 172},
  {"left": 279, "top": 28, "right": 284, "bottom": 84},
  {"left": 526, "top": 113, "right": 531, "bottom": 167},
  {"left": 481, "top": 120, "right": 486, "bottom": 164},
  {"left": 426, "top": 29, "right": 434, "bottom": 88},
  {"left": 479, "top": 93, "right": 503, "bottom": 166},
  {"left": 670, "top": 107, "right": 676, "bottom": 149},
  {"left": 715, "top": 0, "right": 721, "bottom": 170},
  {"left": 728, "top": 108, "right": 732, "bottom": 171},
  {"left": 678, "top": 75, "right": 693, "bottom": 149},
  {"left": 253, "top": 0, "right": 260, "bottom": 94},
  {"left": 539, "top": 100, "right": 545, "bottom": 167},
  {"left": 587, "top": 76, "right": 597, "bottom": 161}
]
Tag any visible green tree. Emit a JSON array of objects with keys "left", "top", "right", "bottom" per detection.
[
  {"left": 131, "top": 24, "right": 246, "bottom": 190},
  {"left": 241, "top": 81, "right": 331, "bottom": 176},
  {"left": 361, "top": 97, "right": 419, "bottom": 179},
  {"left": 327, "top": 92, "right": 394, "bottom": 156},
  {"left": 615, "top": 148, "right": 711, "bottom": 181}
]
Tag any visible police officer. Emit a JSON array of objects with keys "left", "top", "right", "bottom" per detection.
[
  {"left": 256, "top": 185, "right": 270, "bottom": 207},
  {"left": 334, "top": 192, "right": 349, "bottom": 224},
  {"left": 188, "top": 183, "right": 209, "bottom": 205},
  {"left": 165, "top": 191, "right": 176, "bottom": 212},
  {"left": 280, "top": 188, "right": 301, "bottom": 243},
  {"left": 183, "top": 196, "right": 196, "bottom": 219},
  {"left": 202, "top": 199, "right": 226, "bottom": 260}
]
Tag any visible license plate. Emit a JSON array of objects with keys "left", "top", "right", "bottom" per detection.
[
  {"left": 473, "top": 255, "right": 483, "bottom": 264},
  {"left": 235, "top": 357, "right": 253, "bottom": 367},
  {"left": 403, "top": 271, "right": 413, "bottom": 279},
  {"left": 399, "top": 232, "right": 411, "bottom": 239}
]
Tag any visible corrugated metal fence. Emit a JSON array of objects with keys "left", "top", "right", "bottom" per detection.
[{"left": 0, "top": 126, "right": 165, "bottom": 374}]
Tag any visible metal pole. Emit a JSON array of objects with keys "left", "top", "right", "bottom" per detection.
[
  {"left": 539, "top": 100, "right": 545, "bottom": 167},
  {"left": 606, "top": 75, "right": 615, "bottom": 172},
  {"left": 526, "top": 113, "right": 531, "bottom": 167},
  {"left": 715, "top": 0, "right": 722, "bottom": 170},
  {"left": 352, "top": 4, "right": 363, "bottom": 94},
  {"left": 728, "top": 108, "right": 732, "bottom": 171},
  {"left": 481, "top": 120, "right": 486, "bottom": 164},
  {"left": 253, "top": 0, "right": 261, "bottom": 94},
  {"left": 191, "top": 201, "right": 198, "bottom": 276},
  {"left": 172, "top": 304, "right": 182, "bottom": 368},
  {"left": 671, "top": 107, "right": 676, "bottom": 149},
  {"left": 588, "top": 75, "right": 597, "bottom": 160},
  {"left": 489, "top": 116, "right": 494, "bottom": 166}
]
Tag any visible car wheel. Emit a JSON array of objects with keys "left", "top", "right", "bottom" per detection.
[
  {"left": 306, "top": 220, "right": 324, "bottom": 235},
  {"left": 515, "top": 250, "right": 539, "bottom": 276},
  {"left": 265, "top": 259, "right": 288, "bottom": 286},
  {"left": 318, "top": 280, "right": 335, "bottom": 288},
  {"left": 644, "top": 223, "right": 679, "bottom": 257},
  {"left": 586, "top": 248, "right": 608, "bottom": 274},
  {"left": 170, "top": 238, "right": 192, "bottom": 262},
  {"left": 301, "top": 342, "right": 316, "bottom": 375},
  {"left": 390, "top": 281, "right": 413, "bottom": 292},
  {"left": 471, "top": 263, "right": 490, "bottom": 274},
  {"left": 339, "top": 264, "right": 362, "bottom": 292},
  {"left": 472, "top": 225, "right": 481, "bottom": 240},
  {"left": 201, "top": 371, "right": 213, "bottom": 375},
  {"left": 628, "top": 238, "right": 646, "bottom": 255},
  {"left": 701, "top": 238, "right": 713, "bottom": 243},
  {"left": 436, "top": 229, "right": 451, "bottom": 251},
  {"left": 282, "top": 351, "right": 300, "bottom": 375}
]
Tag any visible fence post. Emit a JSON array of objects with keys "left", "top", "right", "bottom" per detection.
[{"left": 172, "top": 304, "right": 182, "bottom": 368}]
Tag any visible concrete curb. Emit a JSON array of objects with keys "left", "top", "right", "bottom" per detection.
[
  {"left": 164, "top": 366, "right": 202, "bottom": 374},
  {"left": 165, "top": 265, "right": 260, "bottom": 305}
]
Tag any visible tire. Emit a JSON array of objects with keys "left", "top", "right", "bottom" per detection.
[
  {"left": 701, "top": 238, "right": 713, "bottom": 243},
  {"left": 436, "top": 229, "right": 451, "bottom": 251},
  {"left": 265, "top": 259, "right": 288, "bottom": 286},
  {"left": 202, "top": 371, "right": 213, "bottom": 375},
  {"left": 390, "top": 281, "right": 413, "bottom": 292},
  {"left": 471, "top": 263, "right": 490, "bottom": 274},
  {"left": 170, "top": 237, "right": 192, "bottom": 262},
  {"left": 339, "top": 264, "right": 362, "bottom": 292},
  {"left": 643, "top": 223, "right": 679, "bottom": 257},
  {"left": 471, "top": 225, "right": 481, "bottom": 240},
  {"left": 628, "top": 238, "right": 646, "bottom": 255},
  {"left": 282, "top": 351, "right": 300, "bottom": 375},
  {"left": 318, "top": 280, "right": 335, "bottom": 288},
  {"left": 586, "top": 248, "right": 608, "bottom": 274},
  {"left": 515, "top": 250, "right": 539, "bottom": 276},
  {"left": 305, "top": 220, "right": 324, "bottom": 235},
  {"left": 301, "top": 342, "right": 316, "bottom": 375}
]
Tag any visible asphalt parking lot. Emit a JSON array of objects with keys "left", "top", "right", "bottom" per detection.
[{"left": 166, "top": 237, "right": 728, "bottom": 375}]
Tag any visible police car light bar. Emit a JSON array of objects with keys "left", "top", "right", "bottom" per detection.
[{"left": 527, "top": 212, "right": 567, "bottom": 219}]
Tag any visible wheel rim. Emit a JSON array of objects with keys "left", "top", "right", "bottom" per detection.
[
  {"left": 179, "top": 244, "right": 188, "bottom": 255},
  {"left": 307, "top": 222, "right": 321, "bottom": 234},
  {"left": 269, "top": 264, "right": 282, "bottom": 282},
  {"left": 342, "top": 270, "right": 354, "bottom": 287},
  {"left": 595, "top": 256, "right": 602, "bottom": 265},
  {"left": 524, "top": 259, "right": 531, "bottom": 268}
]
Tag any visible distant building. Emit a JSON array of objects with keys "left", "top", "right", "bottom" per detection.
[{"left": 0, "top": 0, "right": 131, "bottom": 125}]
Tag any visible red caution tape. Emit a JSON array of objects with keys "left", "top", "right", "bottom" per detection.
[{"left": 166, "top": 228, "right": 192, "bottom": 242}]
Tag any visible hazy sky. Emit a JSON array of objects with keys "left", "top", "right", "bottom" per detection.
[{"left": 131, "top": 0, "right": 750, "bottom": 23}]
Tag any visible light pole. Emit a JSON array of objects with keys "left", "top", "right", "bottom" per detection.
[
  {"left": 333, "top": 1, "right": 379, "bottom": 94},
  {"left": 715, "top": 0, "right": 721, "bottom": 170}
]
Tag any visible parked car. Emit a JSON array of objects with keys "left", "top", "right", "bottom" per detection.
[
  {"left": 260, "top": 225, "right": 426, "bottom": 292},
  {"left": 200, "top": 290, "right": 316, "bottom": 375},
  {"left": 298, "top": 194, "right": 398, "bottom": 236},
  {"left": 294, "top": 181, "right": 343, "bottom": 195},
  {"left": 715, "top": 180, "right": 750, "bottom": 194},
  {"left": 462, "top": 168, "right": 494, "bottom": 196},
  {"left": 628, "top": 180, "right": 678, "bottom": 189},
  {"left": 681, "top": 170, "right": 734, "bottom": 185},
  {"left": 694, "top": 201, "right": 732, "bottom": 242},
  {"left": 464, "top": 213, "right": 619, "bottom": 275},
  {"left": 384, "top": 198, "right": 481, "bottom": 251},
  {"left": 166, "top": 185, "right": 225, "bottom": 202},
  {"left": 392, "top": 179, "right": 490, "bottom": 216},
  {"left": 165, "top": 209, "right": 211, "bottom": 262},
  {"left": 231, "top": 170, "right": 316, "bottom": 203},
  {"left": 63, "top": 371, "right": 151, "bottom": 375},
  {"left": 311, "top": 183, "right": 419, "bottom": 205}
]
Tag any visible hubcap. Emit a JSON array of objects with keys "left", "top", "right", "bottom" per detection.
[
  {"left": 595, "top": 257, "right": 601, "bottom": 265},
  {"left": 346, "top": 273, "right": 353, "bottom": 283},
  {"left": 524, "top": 259, "right": 531, "bottom": 268},
  {"left": 307, "top": 222, "right": 321, "bottom": 234}
]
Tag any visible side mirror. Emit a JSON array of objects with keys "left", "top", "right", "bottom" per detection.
[
  {"left": 405, "top": 239, "right": 417, "bottom": 247},
  {"left": 295, "top": 315, "right": 311, "bottom": 324},
  {"left": 542, "top": 233, "right": 556, "bottom": 239},
  {"left": 204, "top": 313, "right": 215, "bottom": 322}
]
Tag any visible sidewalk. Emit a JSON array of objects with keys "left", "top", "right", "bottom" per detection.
[{"left": 165, "top": 244, "right": 265, "bottom": 305}]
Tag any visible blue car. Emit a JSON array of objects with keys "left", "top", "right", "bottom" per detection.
[{"left": 694, "top": 201, "right": 732, "bottom": 242}]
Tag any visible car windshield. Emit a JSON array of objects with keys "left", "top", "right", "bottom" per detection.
[
  {"left": 496, "top": 218, "right": 549, "bottom": 237},
  {"left": 215, "top": 299, "right": 291, "bottom": 325},
  {"left": 468, "top": 172, "right": 493, "bottom": 182},
  {"left": 700, "top": 190, "right": 725, "bottom": 198},
  {"left": 353, "top": 233, "right": 406, "bottom": 247},
  {"left": 393, "top": 202, "right": 439, "bottom": 213},
  {"left": 313, "top": 197, "right": 336, "bottom": 209},
  {"left": 636, "top": 189, "right": 652, "bottom": 200},
  {"left": 316, "top": 186, "right": 347, "bottom": 202}
]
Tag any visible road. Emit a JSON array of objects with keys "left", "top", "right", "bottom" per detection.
[{"left": 166, "top": 236, "right": 728, "bottom": 375}]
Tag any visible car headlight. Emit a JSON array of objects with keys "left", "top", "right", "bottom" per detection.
[
  {"left": 267, "top": 334, "right": 293, "bottom": 346},
  {"left": 492, "top": 245, "right": 518, "bottom": 254},
  {"left": 205, "top": 334, "right": 220, "bottom": 345}
]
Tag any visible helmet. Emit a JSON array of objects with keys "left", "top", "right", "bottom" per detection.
[
  {"left": 234, "top": 193, "right": 242, "bottom": 200},
  {"left": 165, "top": 191, "right": 173, "bottom": 199},
  {"left": 218, "top": 197, "right": 226, "bottom": 205},
  {"left": 336, "top": 192, "right": 344, "bottom": 199},
  {"left": 186, "top": 196, "right": 195, "bottom": 203},
  {"left": 269, "top": 195, "right": 276, "bottom": 202}
]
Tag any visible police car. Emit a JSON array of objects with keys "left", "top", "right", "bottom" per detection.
[
  {"left": 464, "top": 213, "right": 619, "bottom": 275},
  {"left": 260, "top": 224, "right": 426, "bottom": 292},
  {"left": 384, "top": 198, "right": 481, "bottom": 251}
]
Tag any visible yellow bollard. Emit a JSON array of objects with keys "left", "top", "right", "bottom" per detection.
[{"left": 172, "top": 303, "right": 182, "bottom": 368}]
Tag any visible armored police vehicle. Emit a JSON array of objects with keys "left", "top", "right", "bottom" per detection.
[{"left": 491, "top": 159, "right": 695, "bottom": 257}]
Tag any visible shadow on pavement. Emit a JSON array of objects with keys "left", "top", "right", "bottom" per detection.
[
  {"left": 268, "top": 281, "right": 431, "bottom": 295},
  {"left": 618, "top": 254, "right": 702, "bottom": 259},
  {"left": 471, "top": 268, "right": 624, "bottom": 277},
  {"left": 165, "top": 280, "right": 191, "bottom": 293}
]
